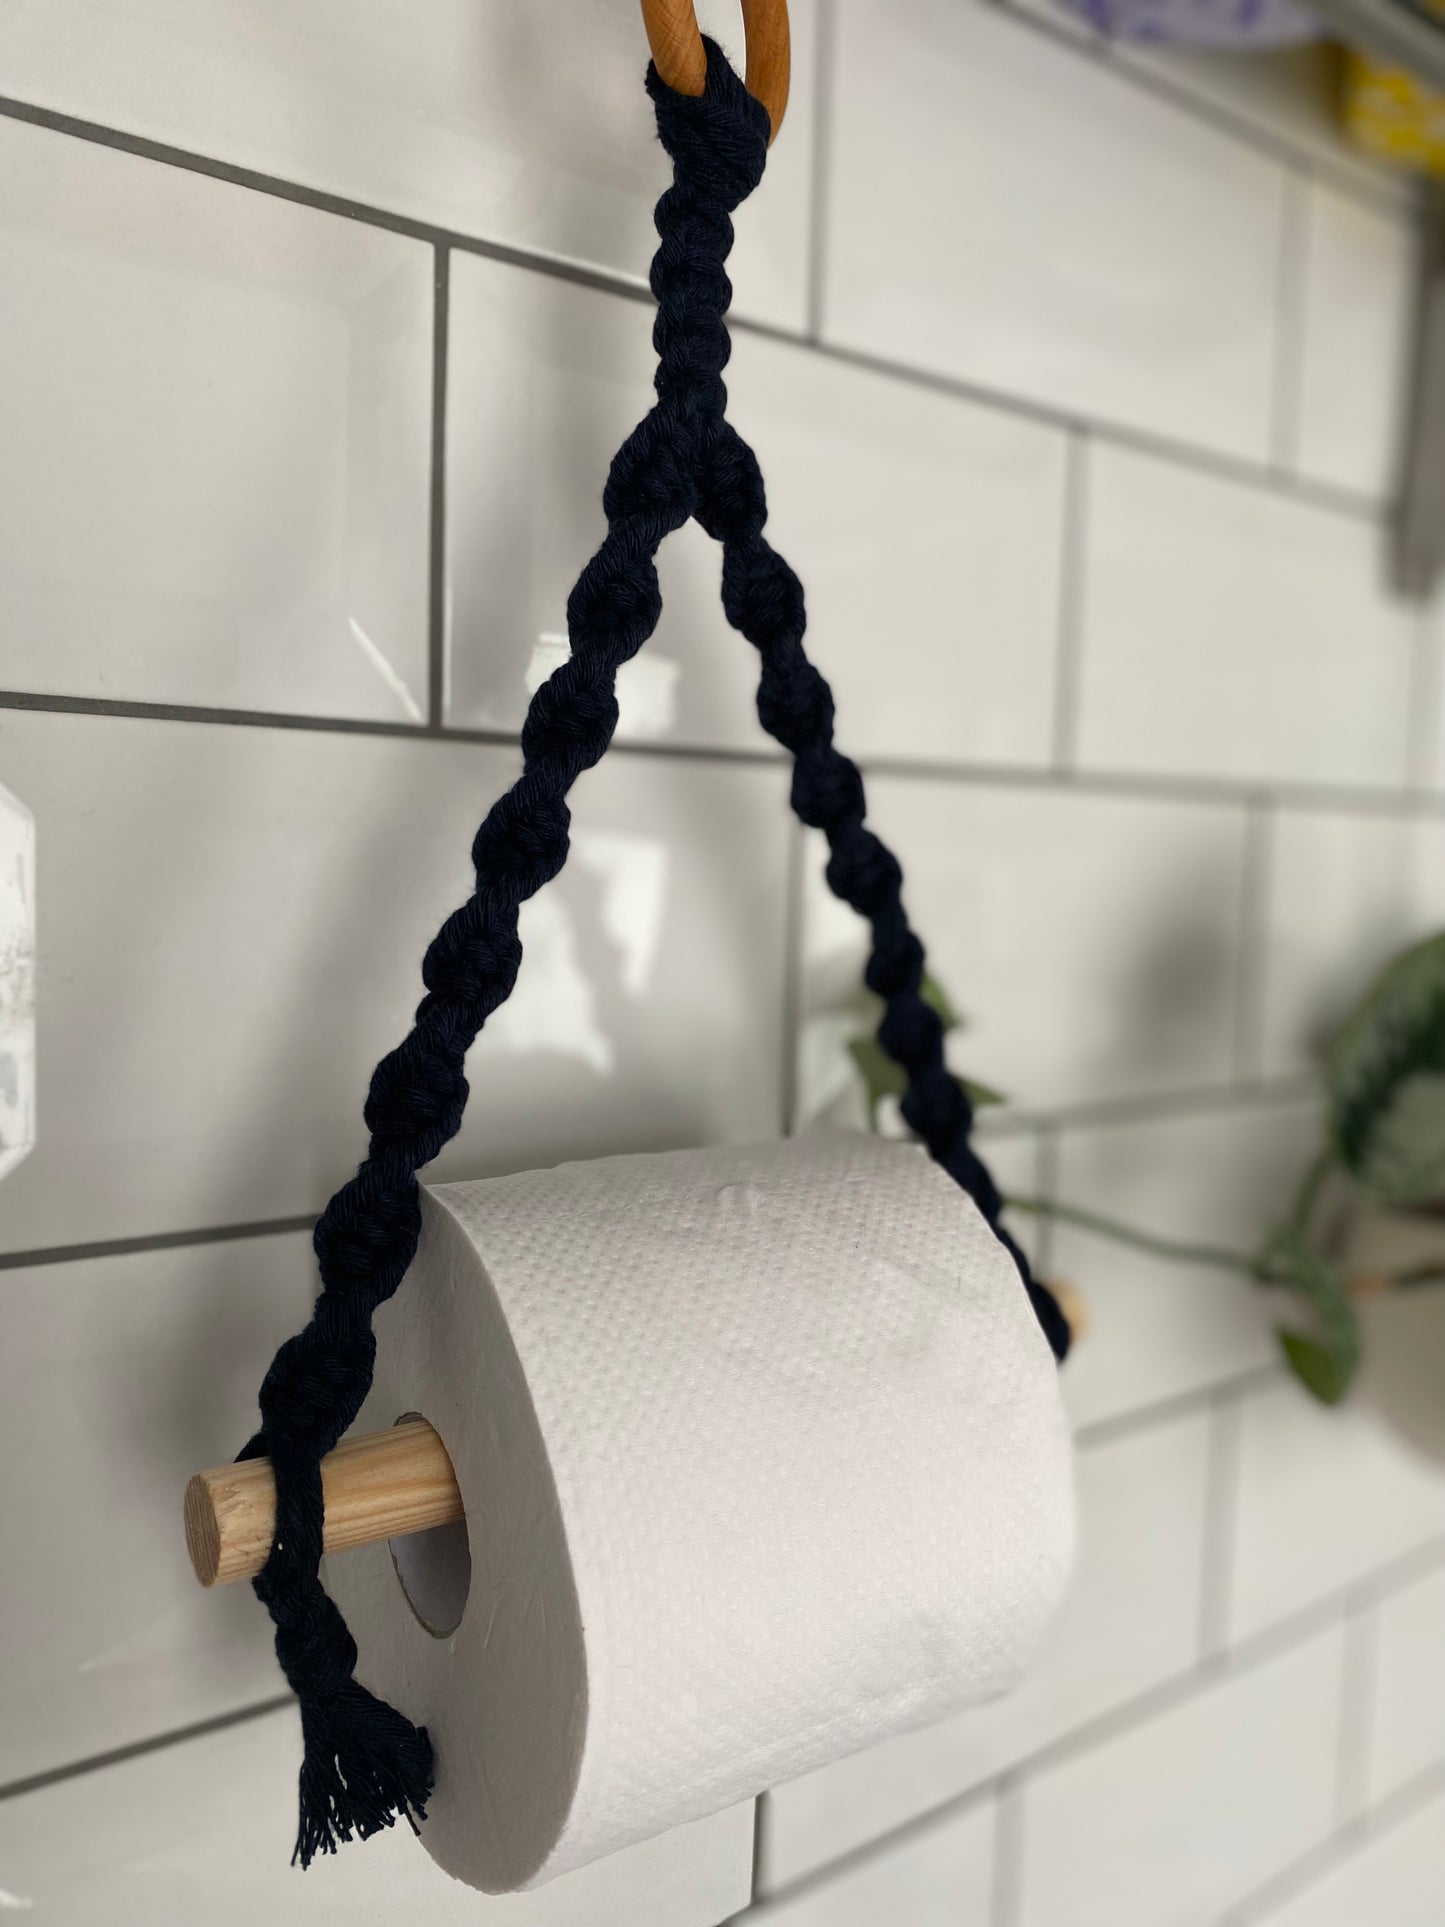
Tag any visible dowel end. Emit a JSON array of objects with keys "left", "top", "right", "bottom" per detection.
[
  {"left": 1051, "top": 1279, "right": 1089, "bottom": 1347},
  {"left": 184, "top": 1472, "right": 224, "bottom": 1589}
]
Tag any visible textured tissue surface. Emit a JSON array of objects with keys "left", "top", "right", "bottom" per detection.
[{"left": 326, "top": 1131, "right": 1075, "bottom": 1893}]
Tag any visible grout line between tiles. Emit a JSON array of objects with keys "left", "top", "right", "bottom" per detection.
[
  {"left": 977, "top": 1072, "right": 1320, "bottom": 1143},
  {"left": 749, "top": 1777, "right": 998, "bottom": 1916},
  {"left": 1268, "top": 169, "right": 1312, "bottom": 479},
  {"left": 855, "top": 750, "right": 1440, "bottom": 820},
  {"left": 18, "top": 1535, "right": 1445, "bottom": 1873},
  {"left": 427, "top": 245, "right": 451, "bottom": 730},
  {"left": 1020, "top": 1533, "right": 1445, "bottom": 1792},
  {"left": 1231, "top": 797, "right": 1274, "bottom": 1082},
  {"left": 749, "top": 1795, "right": 767, "bottom": 1908},
  {"left": 1334, "top": 1595, "right": 1380, "bottom": 1831},
  {"left": 1050, "top": 430, "right": 1089, "bottom": 772},
  {"left": 803, "top": 335, "right": 1388, "bottom": 526},
  {"left": 0, "top": 1215, "right": 317, "bottom": 1272},
  {"left": 0, "top": 688, "right": 781, "bottom": 767},
  {"left": 990, "top": 1773, "right": 1025, "bottom": 1927},
  {"left": 10, "top": 688, "right": 1445, "bottom": 819},
  {"left": 1197, "top": 1386, "right": 1245, "bottom": 1660},
  {"left": 1222, "top": 1758, "right": 1445, "bottom": 1926},
  {"left": 802, "top": 0, "right": 836, "bottom": 345},
  {"left": 0, "top": 97, "right": 1401, "bottom": 534},
  {"left": 1071, "top": 1361, "right": 1281, "bottom": 1451},
  {"left": 0, "top": 90, "right": 660, "bottom": 303},
  {"left": 747, "top": 1535, "right": 1445, "bottom": 1920},
  {"left": 0, "top": 1696, "right": 295, "bottom": 1805},
  {"left": 0, "top": 1085, "right": 1320, "bottom": 1280},
  {"left": 1407, "top": 602, "right": 1441, "bottom": 796}
]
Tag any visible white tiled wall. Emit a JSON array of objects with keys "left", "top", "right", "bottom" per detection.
[
  {"left": 0, "top": 1706, "right": 755, "bottom": 1927},
  {"left": 1076, "top": 446, "right": 1417, "bottom": 789},
  {"left": 1016, "top": 1627, "right": 1346, "bottom": 1927},
  {"left": 1369, "top": 1565, "right": 1445, "bottom": 1807},
  {"left": 0, "top": 114, "right": 435, "bottom": 720},
  {"left": 1249, "top": 1790, "right": 1445, "bottom": 1927},
  {"left": 2, "top": 4, "right": 1441, "bottom": 1925},
  {"left": 823, "top": 0, "right": 1287, "bottom": 460},
  {"left": 1292, "top": 183, "right": 1417, "bottom": 501},
  {"left": 759, "top": 1412, "right": 1212, "bottom": 1889},
  {"left": 1228, "top": 1380, "right": 1445, "bottom": 1644},
  {"left": 1050, "top": 1102, "right": 1319, "bottom": 1428},
  {"left": 800, "top": 783, "right": 1249, "bottom": 1115}
]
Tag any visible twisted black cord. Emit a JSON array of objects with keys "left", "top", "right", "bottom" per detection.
[
  {"left": 241, "top": 39, "right": 1066, "bottom": 1869},
  {"left": 692, "top": 426, "right": 1070, "bottom": 1358},
  {"left": 238, "top": 46, "right": 772, "bottom": 1865}
]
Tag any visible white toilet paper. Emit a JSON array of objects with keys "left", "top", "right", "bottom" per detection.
[{"left": 326, "top": 1131, "right": 1074, "bottom": 1893}]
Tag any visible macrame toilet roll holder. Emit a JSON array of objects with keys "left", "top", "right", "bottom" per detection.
[{"left": 192, "top": 0, "right": 1072, "bottom": 1868}]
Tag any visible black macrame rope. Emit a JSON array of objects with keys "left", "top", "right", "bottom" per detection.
[
  {"left": 691, "top": 430, "right": 1070, "bottom": 1361},
  {"left": 241, "top": 38, "right": 1069, "bottom": 1870}
]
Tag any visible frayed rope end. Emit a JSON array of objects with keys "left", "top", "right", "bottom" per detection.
[{"left": 292, "top": 1685, "right": 434, "bottom": 1870}]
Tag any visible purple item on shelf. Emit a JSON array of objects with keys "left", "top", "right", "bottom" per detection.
[{"left": 1060, "top": 0, "right": 1320, "bottom": 44}]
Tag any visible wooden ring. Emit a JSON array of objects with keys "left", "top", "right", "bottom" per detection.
[{"left": 640, "top": 0, "right": 791, "bottom": 145}]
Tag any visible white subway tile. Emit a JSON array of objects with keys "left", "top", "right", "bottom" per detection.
[
  {"left": 0, "top": 709, "right": 789, "bottom": 1253},
  {"left": 0, "top": 114, "right": 432, "bottom": 720},
  {"left": 0, "top": 1705, "right": 753, "bottom": 1926},
  {"left": 1252, "top": 1787, "right": 1445, "bottom": 1927},
  {"left": 1077, "top": 445, "right": 1415, "bottom": 788},
  {"left": 1292, "top": 184, "right": 1415, "bottom": 501},
  {"left": 753, "top": 1796, "right": 995, "bottom": 1927},
  {"left": 1369, "top": 1563, "right": 1445, "bottom": 1806},
  {"left": 0, "top": 0, "right": 815, "bottom": 333},
  {"left": 1017, "top": 1626, "right": 1346, "bottom": 1927},
  {"left": 1229, "top": 1378, "right": 1445, "bottom": 1643},
  {"left": 0, "top": 1236, "right": 312, "bottom": 1782},
  {"left": 1255, "top": 811, "right": 1445, "bottom": 1081},
  {"left": 824, "top": 0, "right": 1287, "bottom": 460},
  {"left": 761, "top": 1412, "right": 1209, "bottom": 1889},
  {"left": 446, "top": 253, "right": 1068, "bottom": 765},
  {"left": 1051, "top": 1102, "right": 1320, "bottom": 1429},
  {"left": 798, "top": 779, "right": 1246, "bottom": 1119}
]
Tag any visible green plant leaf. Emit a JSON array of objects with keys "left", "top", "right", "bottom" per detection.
[
  {"left": 846, "top": 1034, "right": 1003, "bottom": 1126},
  {"left": 1350, "top": 1071, "right": 1445, "bottom": 1206},
  {"left": 1328, "top": 934, "right": 1445, "bottom": 1190},
  {"left": 920, "top": 974, "right": 961, "bottom": 1032},
  {"left": 847, "top": 1034, "right": 905, "bottom": 1127},
  {"left": 1264, "top": 1229, "right": 1360, "bottom": 1405},
  {"left": 1277, "top": 1329, "right": 1354, "bottom": 1405},
  {"left": 960, "top": 1075, "right": 1006, "bottom": 1108},
  {"left": 845, "top": 974, "right": 1003, "bottom": 1127}
]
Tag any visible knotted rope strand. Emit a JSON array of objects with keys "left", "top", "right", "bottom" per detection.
[
  {"left": 240, "top": 48, "right": 772, "bottom": 1866},
  {"left": 691, "top": 430, "right": 1070, "bottom": 1357},
  {"left": 655, "top": 55, "right": 1069, "bottom": 1356},
  {"left": 242, "top": 38, "right": 1065, "bottom": 1868}
]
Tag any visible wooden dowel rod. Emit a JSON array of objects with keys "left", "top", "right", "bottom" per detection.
[
  {"left": 184, "top": 1287, "right": 1085, "bottom": 1589},
  {"left": 184, "top": 1417, "right": 462, "bottom": 1589}
]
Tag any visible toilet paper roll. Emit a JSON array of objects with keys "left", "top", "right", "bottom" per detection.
[{"left": 326, "top": 1130, "right": 1074, "bottom": 1893}]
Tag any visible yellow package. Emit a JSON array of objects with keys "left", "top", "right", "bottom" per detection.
[{"left": 1341, "top": 35, "right": 1445, "bottom": 172}]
